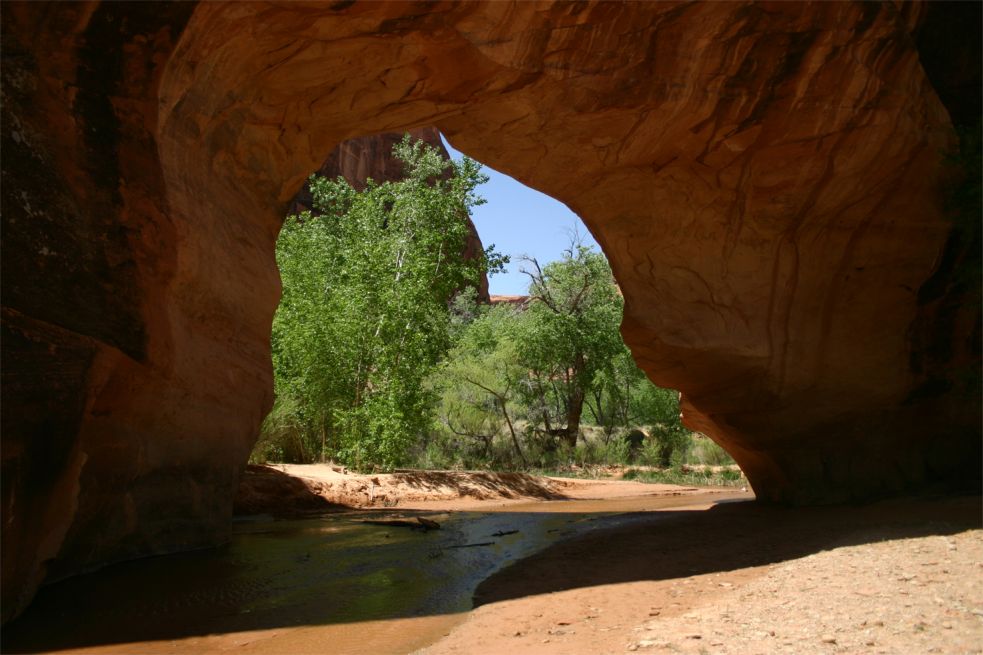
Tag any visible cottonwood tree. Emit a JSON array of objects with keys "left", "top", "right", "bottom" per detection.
[
  {"left": 515, "top": 239, "right": 624, "bottom": 448},
  {"left": 267, "top": 135, "right": 493, "bottom": 469},
  {"left": 430, "top": 238, "right": 689, "bottom": 469}
]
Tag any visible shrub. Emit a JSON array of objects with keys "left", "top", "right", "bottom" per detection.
[
  {"left": 638, "top": 424, "right": 690, "bottom": 467},
  {"left": 687, "top": 434, "right": 735, "bottom": 466},
  {"left": 252, "top": 395, "right": 313, "bottom": 464}
]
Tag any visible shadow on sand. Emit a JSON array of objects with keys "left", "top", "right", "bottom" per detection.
[
  {"left": 474, "top": 494, "right": 982, "bottom": 607},
  {"left": 233, "top": 465, "right": 350, "bottom": 517},
  {"left": 391, "top": 469, "right": 567, "bottom": 500}
]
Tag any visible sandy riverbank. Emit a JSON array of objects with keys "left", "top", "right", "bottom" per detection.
[
  {"left": 6, "top": 470, "right": 739, "bottom": 655},
  {"left": 236, "top": 466, "right": 981, "bottom": 654},
  {"left": 234, "top": 463, "right": 738, "bottom": 515},
  {"left": 420, "top": 494, "right": 982, "bottom": 655},
  {"left": 7, "top": 466, "right": 977, "bottom": 655}
]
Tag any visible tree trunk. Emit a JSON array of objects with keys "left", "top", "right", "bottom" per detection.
[
  {"left": 564, "top": 382, "right": 584, "bottom": 448},
  {"left": 659, "top": 442, "right": 673, "bottom": 468},
  {"left": 321, "top": 422, "right": 327, "bottom": 463},
  {"left": 499, "top": 398, "right": 527, "bottom": 466},
  {"left": 563, "top": 354, "right": 587, "bottom": 448}
]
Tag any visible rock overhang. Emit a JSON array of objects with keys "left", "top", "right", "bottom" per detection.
[{"left": 2, "top": 0, "right": 979, "bottom": 622}]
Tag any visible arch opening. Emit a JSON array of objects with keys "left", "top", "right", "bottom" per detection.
[{"left": 255, "top": 127, "right": 721, "bottom": 483}]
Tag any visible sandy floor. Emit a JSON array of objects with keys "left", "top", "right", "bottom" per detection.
[
  {"left": 234, "top": 463, "right": 733, "bottom": 514},
  {"left": 8, "top": 465, "right": 979, "bottom": 655},
  {"left": 419, "top": 495, "right": 983, "bottom": 655},
  {"left": 237, "top": 466, "right": 981, "bottom": 654}
]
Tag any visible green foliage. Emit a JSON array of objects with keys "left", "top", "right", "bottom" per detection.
[
  {"left": 513, "top": 240, "right": 626, "bottom": 448},
  {"left": 622, "top": 465, "right": 745, "bottom": 487},
  {"left": 250, "top": 395, "right": 310, "bottom": 464},
  {"left": 261, "top": 135, "right": 741, "bottom": 480},
  {"left": 424, "top": 235, "right": 720, "bottom": 475},
  {"left": 268, "top": 135, "right": 493, "bottom": 469},
  {"left": 688, "top": 434, "right": 736, "bottom": 466},
  {"left": 630, "top": 380, "right": 683, "bottom": 427},
  {"left": 572, "top": 438, "right": 631, "bottom": 467},
  {"left": 433, "top": 301, "right": 529, "bottom": 467},
  {"left": 586, "top": 348, "right": 644, "bottom": 437}
]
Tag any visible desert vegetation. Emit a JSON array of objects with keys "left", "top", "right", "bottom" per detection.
[{"left": 254, "top": 136, "right": 736, "bottom": 483}]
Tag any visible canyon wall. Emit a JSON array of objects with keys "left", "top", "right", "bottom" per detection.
[{"left": 2, "top": 1, "right": 978, "bottom": 621}]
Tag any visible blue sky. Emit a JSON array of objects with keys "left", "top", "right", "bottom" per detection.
[{"left": 440, "top": 136, "right": 600, "bottom": 296}]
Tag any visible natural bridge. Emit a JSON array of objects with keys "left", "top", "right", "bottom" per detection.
[{"left": 2, "top": 1, "right": 979, "bottom": 621}]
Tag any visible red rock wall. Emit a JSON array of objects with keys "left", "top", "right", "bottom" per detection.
[{"left": 2, "top": 0, "right": 979, "bottom": 621}]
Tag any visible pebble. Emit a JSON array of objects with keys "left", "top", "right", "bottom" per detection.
[{"left": 821, "top": 635, "right": 837, "bottom": 644}]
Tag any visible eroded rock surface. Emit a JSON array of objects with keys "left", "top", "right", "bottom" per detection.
[{"left": 2, "top": 0, "right": 979, "bottom": 621}]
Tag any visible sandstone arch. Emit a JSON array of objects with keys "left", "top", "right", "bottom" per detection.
[{"left": 2, "top": 1, "right": 978, "bottom": 620}]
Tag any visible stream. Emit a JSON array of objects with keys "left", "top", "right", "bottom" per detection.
[{"left": 3, "top": 491, "right": 745, "bottom": 654}]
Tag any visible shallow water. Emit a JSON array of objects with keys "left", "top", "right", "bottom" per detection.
[{"left": 3, "top": 491, "right": 745, "bottom": 654}]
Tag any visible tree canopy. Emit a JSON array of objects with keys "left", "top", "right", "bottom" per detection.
[
  {"left": 265, "top": 135, "right": 494, "bottom": 469},
  {"left": 514, "top": 242, "right": 625, "bottom": 447},
  {"left": 257, "top": 136, "right": 704, "bottom": 474}
]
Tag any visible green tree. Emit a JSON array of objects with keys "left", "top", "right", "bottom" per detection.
[
  {"left": 630, "top": 381, "right": 688, "bottom": 466},
  {"left": 435, "top": 301, "right": 528, "bottom": 466},
  {"left": 515, "top": 239, "right": 625, "bottom": 448},
  {"left": 585, "top": 346, "right": 643, "bottom": 439},
  {"left": 427, "top": 237, "right": 694, "bottom": 471},
  {"left": 268, "top": 135, "right": 492, "bottom": 469}
]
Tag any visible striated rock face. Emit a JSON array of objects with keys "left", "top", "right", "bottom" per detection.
[
  {"left": 288, "top": 127, "right": 490, "bottom": 301},
  {"left": 289, "top": 128, "right": 441, "bottom": 210},
  {"left": 2, "top": 0, "right": 978, "bottom": 621}
]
